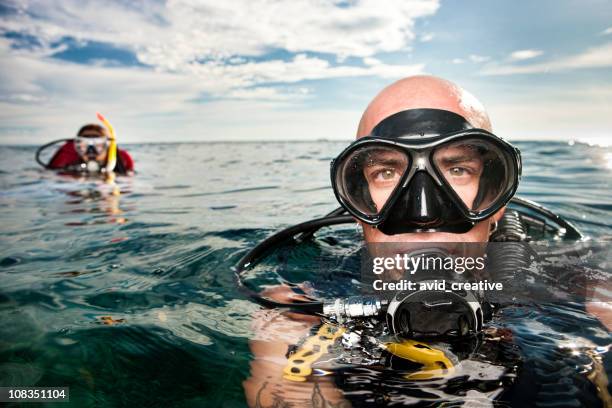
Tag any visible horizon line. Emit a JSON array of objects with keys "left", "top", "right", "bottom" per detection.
[{"left": 0, "top": 137, "right": 608, "bottom": 148}]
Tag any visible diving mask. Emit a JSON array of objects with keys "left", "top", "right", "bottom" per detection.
[
  {"left": 74, "top": 135, "right": 109, "bottom": 159},
  {"left": 331, "top": 108, "right": 521, "bottom": 234}
]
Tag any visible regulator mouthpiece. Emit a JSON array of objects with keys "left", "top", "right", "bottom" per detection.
[
  {"left": 385, "top": 285, "right": 484, "bottom": 338},
  {"left": 86, "top": 160, "right": 101, "bottom": 173}
]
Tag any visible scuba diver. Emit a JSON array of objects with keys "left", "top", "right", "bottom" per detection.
[
  {"left": 239, "top": 76, "right": 602, "bottom": 407},
  {"left": 36, "top": 119, "right": 134, "bottom": 176}
]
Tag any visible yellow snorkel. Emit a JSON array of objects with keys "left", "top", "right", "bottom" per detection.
[
  {"left": 96, "top": 113, "right": 119, "bottom": 192},
  {"left": 97, "top": 113, "right": 116, "bottom": 175}
]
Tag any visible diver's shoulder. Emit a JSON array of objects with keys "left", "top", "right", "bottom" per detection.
[
  {"left": 48, "top": 140, "right": 79, "bottom": 169},
  {"left": 117, "top": 147, "right": 134, "bottom": 171}
]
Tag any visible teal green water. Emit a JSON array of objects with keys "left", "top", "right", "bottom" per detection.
[{"left": 0, "top": 141, "right": 610, "bottom": 407}]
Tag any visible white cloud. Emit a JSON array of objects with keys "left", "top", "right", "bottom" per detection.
[
  {"left": 0, "top": 0, "right": 439, "bottom": 70},
  {"left": 363, "top": 57, "right": 382, "bottom": 66},
  {"left": 0, "top": 33, "right": 426, "bottom": 143},
  {"left": 509, "top": 49, "right": 543, "bottom": 61},
  {"left": 481, "top": 82, "right": 612, "bottom": 143},
  {"left": 469, "top": 54, "right": 490, "bottom": 63},
  {"left": 601, "top": 27, "right": 612, "bottom": 35},
  {"left": 420, "top": 33, "right": 435, "bottom": 42},
  {"left": 0, "top": 0, "right": 439, "bottom": 143},
  {"left": 489, "top": 97, "right": 612, "bottom": 141},
  {"left": 481, "top": 42, "right": 612, "bottom": 75},
  {"left": 451, "top": 55, "right": 488, "bottom": 64},
  {"left": 0, "top": 35, "right": 426, "bottom": 101},
  {"left": 225, "top": 86, "right": 311, "bottom": 101},
  {"left": 0, "top": 0, "right": 435, "bottom": 142}
]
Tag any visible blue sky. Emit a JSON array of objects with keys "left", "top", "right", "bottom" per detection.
[{"left": 0, "top": 0, "right": 610, "bottom": 144}]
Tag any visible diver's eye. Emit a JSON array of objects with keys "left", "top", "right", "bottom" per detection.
[
  {"left": 445, "top": 166, "right": 478, "bottom": 187},
  {"left": 369, "top": 168, "right": 399, "bottom": 184},
  {"left": 449, "top": 167, "right": 468, "bottom": 176},
  {"left": 378, "top": 169, "right": 396, "bottom": 180}
]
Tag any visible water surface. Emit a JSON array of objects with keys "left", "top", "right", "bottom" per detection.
[{"left": 0, "top": 141, "right": 610, "bottom": 406}]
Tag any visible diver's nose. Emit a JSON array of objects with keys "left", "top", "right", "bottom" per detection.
[
  {"left": 379, "top": 169, "right": 473, "bottom": 235},
  {"left": 404, "top": 172, "right": 443, "bottom": 226},
  {"left": 86, "top": 145, "right": 97, "bottom": 158}
]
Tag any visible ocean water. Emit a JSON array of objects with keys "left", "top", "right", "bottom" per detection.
[{"left": 0, "top": 141, "right": 610, "bottom": 407}]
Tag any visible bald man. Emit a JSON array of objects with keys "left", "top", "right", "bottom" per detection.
[
  {"left": 243, "top": 75, "right": 509, "bottom": 407},
  {"left": 243, "top": 76, "right": 605, "bottom": 407}
]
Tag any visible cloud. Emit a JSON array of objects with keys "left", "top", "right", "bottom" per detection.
[
  {"left": 225, "top": 87, "right": 311, "bottom": 101},
  {"left": 0, "top": 0, "right": 435, "bottom": 131},
  {"left": 489, "top": 93, "right": 612, "bottom": 141},
  {"left": 0, "top": 36, "right": 426, "bottom": 101},
  {"left": 601, "top": 27, "right": 612, "bottom": 35},
  {"left": 0, "top": 31, "right": 427, "bottom": 143},
  {"left": 450, "top": 55, "right": 488, "bottom": 64},
  {"left": 509, "top": 49, "right": 543, "bottom": 61},
  {"left": 207, "top": 53, "right": 421, "bottom": 87},
  {"left": 362, "top": 57, "right": 382, "bottom": 66},
  {"left": 481, "top": 42, "right": 612, "bottom": 75},
  {"left": 0, "top": 45, "right": 363, "bottom": 143},
  {"left": 468, "top": 54, "right": 490, "bottom": 63},
  {"left": 0, "top": 0, "right": 439, "bottom": 143},
  {"left": 0, "top": 0, "right": 439, "bottom": 69},
  {"left": 420, "top": 33, "right": 435, "bottom": 42}
]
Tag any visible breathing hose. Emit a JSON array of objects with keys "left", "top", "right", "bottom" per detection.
[{"left": 34, "top": 138, "right": 72, "bottom": 169}]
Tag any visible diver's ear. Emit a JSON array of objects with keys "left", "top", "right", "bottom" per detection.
[
  {"left": 357, "top": 218, "right": 379, "bottom": 244},
  {"left": 488, "top": 207, "right": 505, "bottom": 236},
  {"left": 492, "top": 206, "right": 506, "bottom": 223}
]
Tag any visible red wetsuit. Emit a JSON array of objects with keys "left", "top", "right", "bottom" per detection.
[{"left": 48, "top": 140, "right": 134, "bottom": 174}]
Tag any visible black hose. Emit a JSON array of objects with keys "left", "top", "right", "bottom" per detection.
[
  {"left": 35, "top": 138, "right": 72, "bottom": 169},
  {"left": 510, "top": 196, "right": 583, "bottom": 240},
  {"left": 235, "top": 214, "right": 354, "bottom": 312},
  {"left": 489, "top": 210, "right": 534, "bottom": 282},
  {"left": 295, "top": 207, "right": 347, "bottom": 242},
  {"left": 491, "top": 210, "right": 527, "bottom": 242}
]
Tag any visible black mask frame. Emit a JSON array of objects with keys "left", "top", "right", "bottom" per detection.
[{"left": 330, "top": 109, "right": 522, "bottom": 234}]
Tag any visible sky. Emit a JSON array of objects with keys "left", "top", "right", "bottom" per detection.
[{"left": 0, "top": 0, "right": 611, "bottom": 145}]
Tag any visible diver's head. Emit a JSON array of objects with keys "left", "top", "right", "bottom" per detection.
[
  {"left": 331, "top": 76, "right": 521, "bottom": 243},
  {"left": 74, "top": 124, "right": 109, "bottom": 172}
]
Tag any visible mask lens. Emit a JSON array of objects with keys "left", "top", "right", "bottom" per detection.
[
  {"left": 75, "top": 140, "right": 88, "bottom": 155},
  {"left": 433, "top": 138, "right": 514, "bottom": 212},
  {"left": 75, "top": 136, "right": 107, "bottom": 156},
  {"left": 335, "top": 145, "right": 409, "bottom": 216},
  {"left": 94, "top": 140, "right": 107, "bottom": 152}
]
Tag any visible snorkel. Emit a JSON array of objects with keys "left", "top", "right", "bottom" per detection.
[
  {"left": 96, "top": 113, "right": 117, "bottom": 183},
  {"left": 95, "top": 113, "right": 122, "bottom": 200}
]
